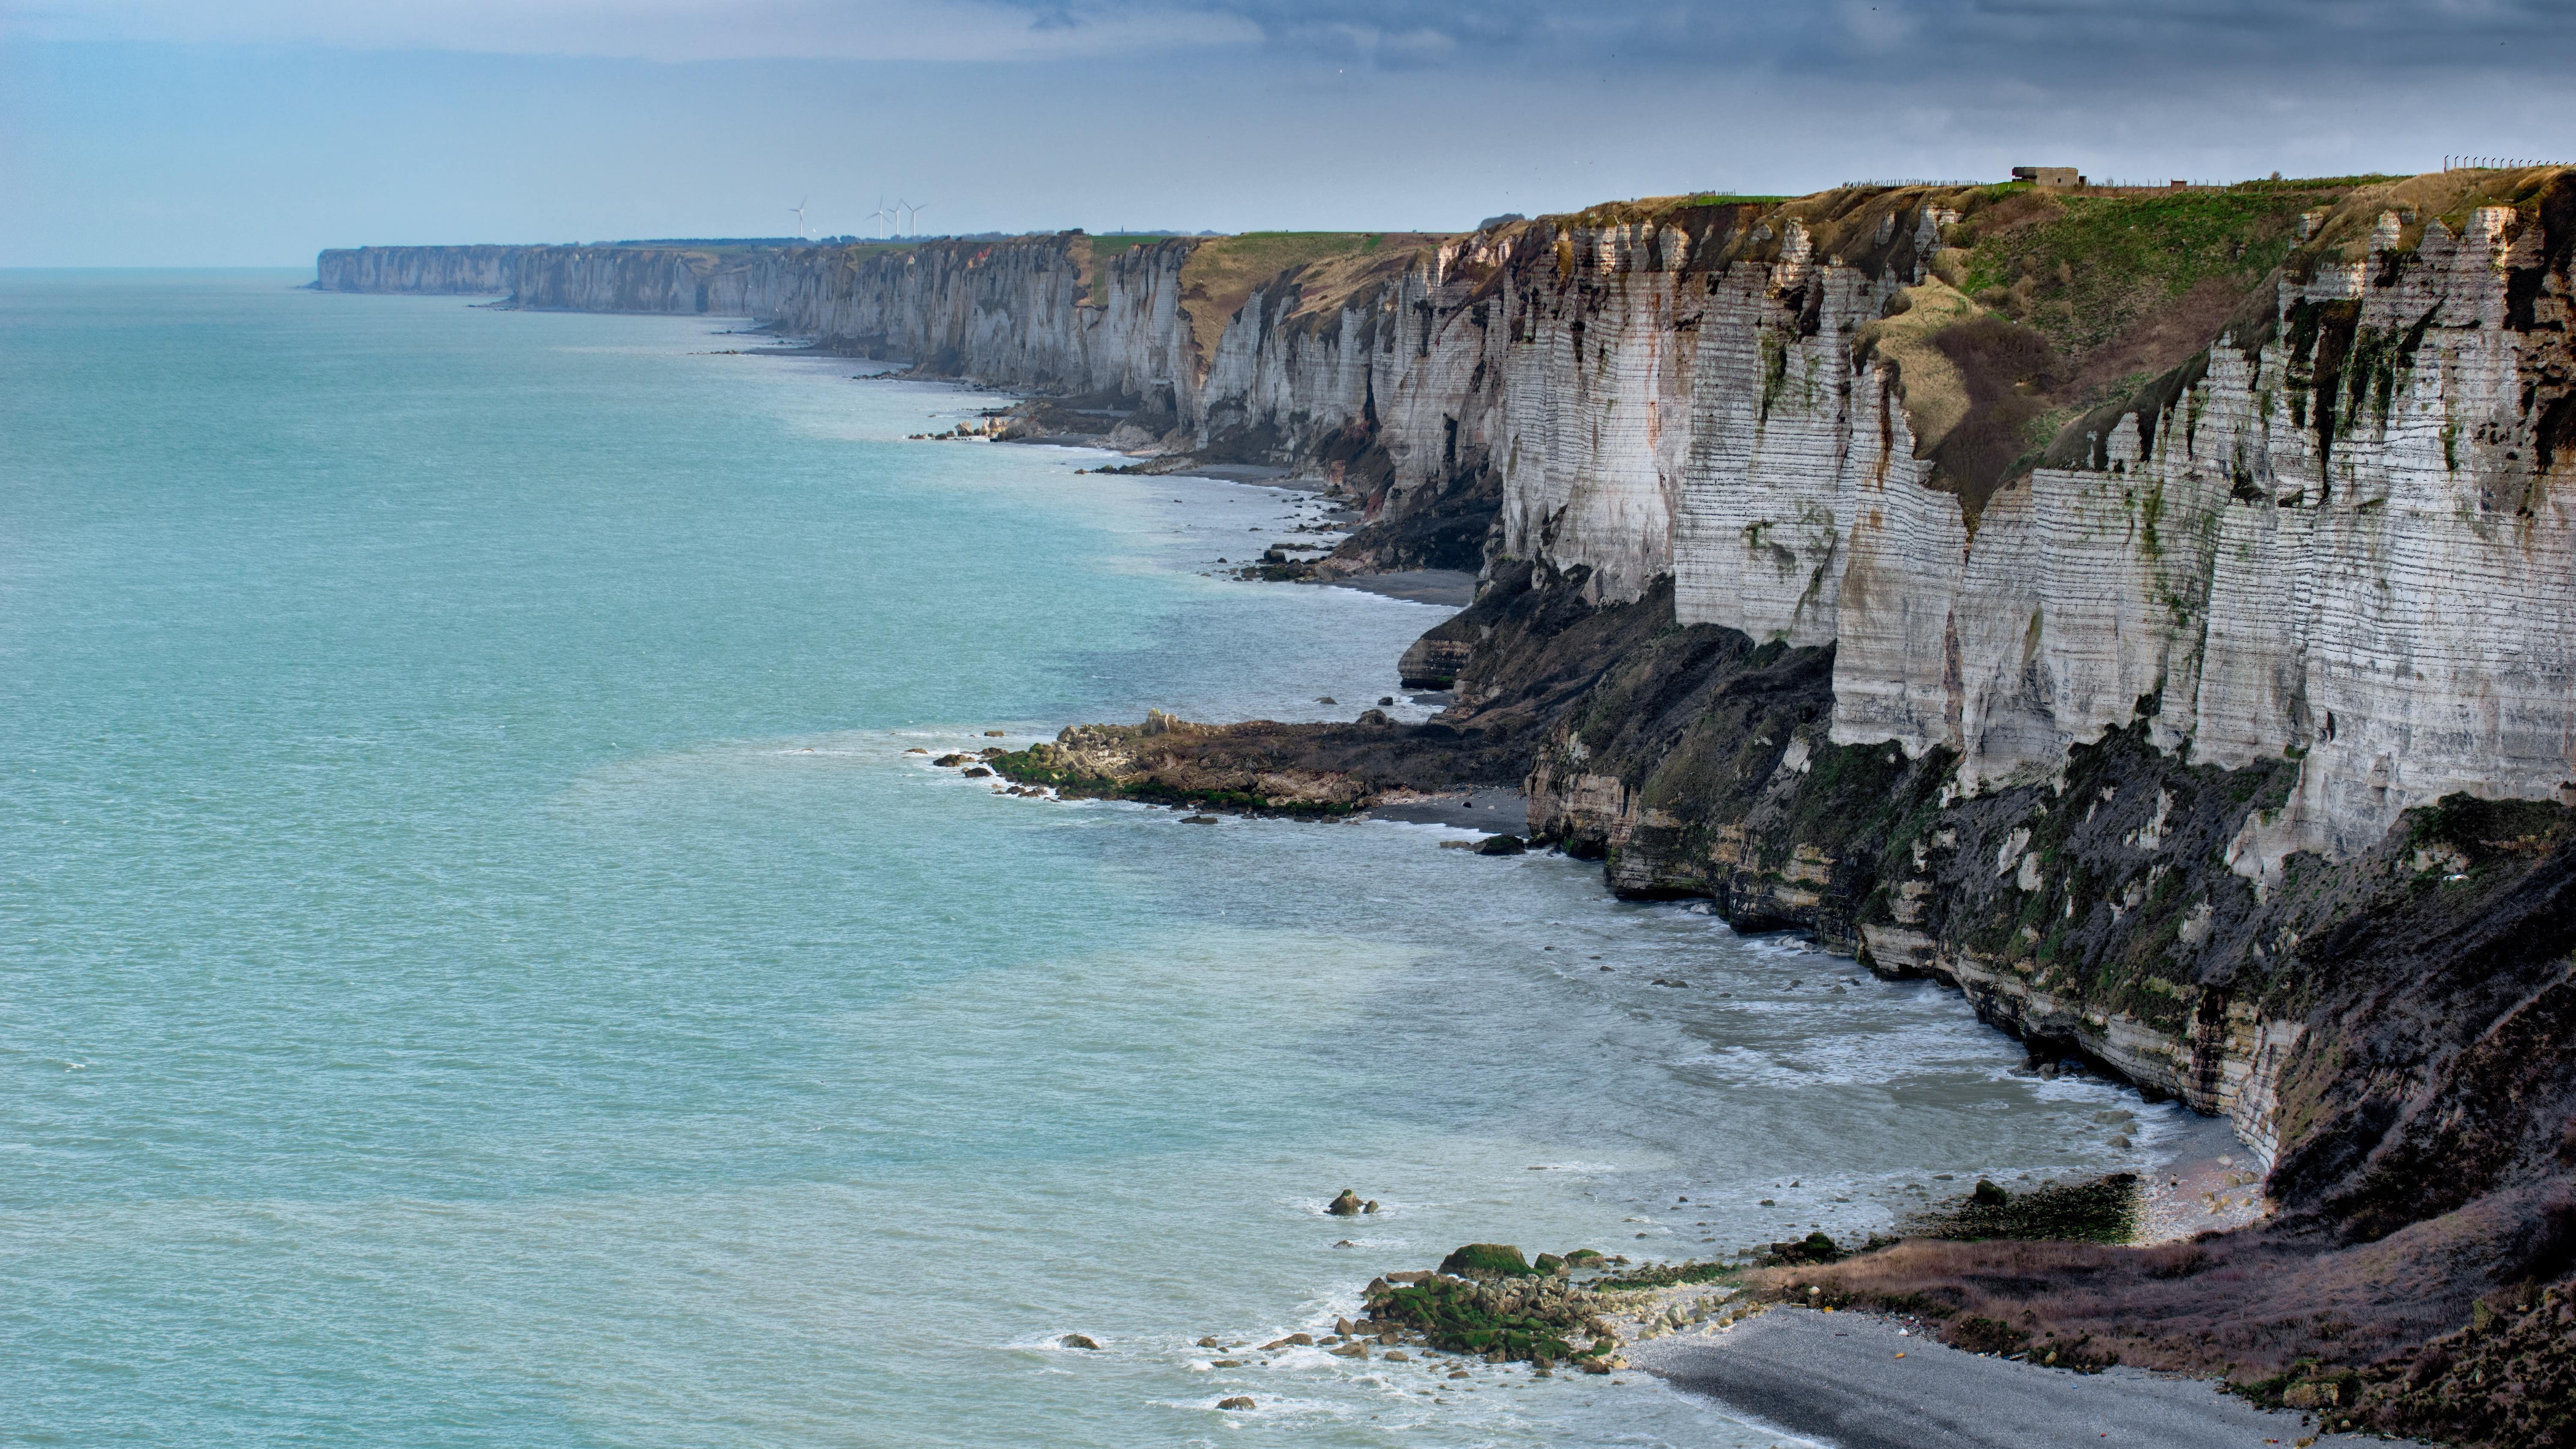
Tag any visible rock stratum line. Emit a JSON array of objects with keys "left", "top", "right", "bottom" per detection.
[{"left": 320, "top": 169, "right": 2576, "bottom": 1445}]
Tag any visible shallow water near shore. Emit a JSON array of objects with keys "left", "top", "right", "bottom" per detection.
[{"left": 3, "top": 271, "right": 2230, "bottom": 1446}]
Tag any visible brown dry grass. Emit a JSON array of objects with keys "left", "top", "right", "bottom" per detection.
[
  {"left": 2299, "top": 165, "right": 2573, "bottom": 266},
  {"left": 1853, "top": 278, "right": 1980, "bottom": 451},
  {"left": 1174, "top": 233, "right": 1449, "bottom": 380}
]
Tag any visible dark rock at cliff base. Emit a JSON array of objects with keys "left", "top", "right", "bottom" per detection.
[
  {"left": 1766, "top": 1231, "right": 1841, "bottom": 1265},
  {"left": 1357, "top": 709, "right": 1392, "bottom": 726},
  {"left": 1327, "top": 1189, "right": 1364, "bottom": 1216},
  {"left": 1379, "top": 696, "right": 1396, "bottom": 706},
  {"left": 1474, "top": 833, "right": 1527, "bottom": 856},
  {"left": 1181, "top": 814, "right": 1219, "bottom": 824},
  {"left": 960, "top": 766, "right": 993, "bottom": 778},
  {"left": 931, "top": 753, "right": 969, "bottom": 767}
]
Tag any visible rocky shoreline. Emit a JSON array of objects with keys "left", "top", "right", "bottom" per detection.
[{"left": 943, "top": 589, "right": 2573, "bottom": 1445}]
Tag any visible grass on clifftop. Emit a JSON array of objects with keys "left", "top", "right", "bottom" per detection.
[
  {"left": 1176, "top": 232, "right": 1449, "bottom": 375},
  {"left": 1072, "top": 232, "right": 1175, "bottom": 306},
  {"left": 1950, "top": 184, "right": 2341, "bottom": 363}
]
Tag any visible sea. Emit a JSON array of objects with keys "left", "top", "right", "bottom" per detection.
[{"left": 0, "top": 271, "right": 2217, "bottom": 1447}]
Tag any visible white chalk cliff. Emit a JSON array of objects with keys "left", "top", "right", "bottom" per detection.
[{"left": 318, "top": 179, "right": 2576, "bottom": 875}]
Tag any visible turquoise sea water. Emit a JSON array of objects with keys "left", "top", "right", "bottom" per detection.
[{"left": 4, "top": 272, "right": 2176, "bottom": 1446}]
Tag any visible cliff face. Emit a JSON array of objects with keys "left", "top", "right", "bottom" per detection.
[
  {"left": 316, "top": 245, "right": 518, "bottom": 294},
  {"left": 1496, "top": 172, "right": 2576, "bottom": 1167}
]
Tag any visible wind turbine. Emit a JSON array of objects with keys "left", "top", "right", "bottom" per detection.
[
  {"left": 789, "top": 196, "right": 810, "bottom": 239},
  {"left": 907, "top": 200, "right": 930, "bottom": 236},
  {"left": 868, "top": 197, "right": 894, "bottom": 236},
  {"left": 894, "top": 199, "right": 915, "bottom": 236}
]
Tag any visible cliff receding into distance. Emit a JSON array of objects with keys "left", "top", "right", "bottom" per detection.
[{"left": 320, "top": 167, "right": 2576, "bottom": 1443}]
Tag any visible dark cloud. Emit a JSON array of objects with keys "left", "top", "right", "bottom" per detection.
[{"left": 1008, "top": 0, "right": 2576, "bottom": 78}]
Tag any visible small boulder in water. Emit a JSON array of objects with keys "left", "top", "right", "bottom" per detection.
[
  {"left": 932, "top": 753, "right": 970, "bottom": 767},
  {"left": 1061, "top": 1333, "right": 1101, "bottom": 1351},
  {"left": 961, "top": 766, "right": 993, "bottom": 778},
  {"left": 1474, "top": 834, "right": 1528, "bottom": 856},
  {"left": 1327, "top": 1189, "right": 1364, "bottom": 1216},
  {"left": 1216, "top": 1396, "right": 1255, "bottom": 1410},
  {"left": 1379, "top": 696, "right": 1396, "bottom": 706}
]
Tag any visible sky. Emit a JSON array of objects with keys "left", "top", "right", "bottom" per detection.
[{"left": 4, "top": 0, "right": 2574, "bottom": 266}]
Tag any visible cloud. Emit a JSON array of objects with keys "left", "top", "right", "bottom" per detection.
[
  {"left": 994, "top": 0, "right": 2576, "bottom": 77},
  {"left": 0, "top": 0, "right": 1260, "bottom": 62},
  {"left": 11, "top": 0, "right": 2568, "bottom": 77}
]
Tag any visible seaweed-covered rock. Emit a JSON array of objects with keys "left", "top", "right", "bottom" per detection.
[
  {"left": 1914, "top": 1174, "right": 2139, "bottom": 1243},
  {"left": 1768, "top": 1232, "right": 1842, "bottom": 1265},
  {"left": 1438, "top": 1243, "right": 1535, "bottom": 1277},
  {"left": 1327, "top": 1189, "right": 1364, "bottom": 1216},
  {"left": 1362, "top": 1260, "right": 1611, "bottom": 1365}
]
